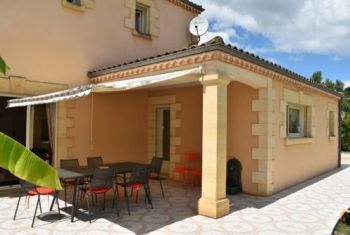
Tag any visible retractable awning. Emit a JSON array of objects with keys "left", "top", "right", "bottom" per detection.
[{"left": 7, "top": 66, "right": 202, "bottom": 108}]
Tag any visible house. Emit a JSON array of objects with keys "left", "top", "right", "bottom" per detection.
[{"left": 0, "top": 0, "right": 341, "bottom": 219}]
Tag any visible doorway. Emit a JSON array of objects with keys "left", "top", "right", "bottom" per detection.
[
  {"left": 31, "top": 105, "right": 52, "bottom": 164},
  {"left": 0, "top": 96, "right": 27, "bottom": 186},
  {"left": 155, "top": 107, "right": 171, "bottom": 174}
]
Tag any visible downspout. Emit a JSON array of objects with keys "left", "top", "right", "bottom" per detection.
[{"left": 338, "top": 98, "right": 342, "bottom": 168}]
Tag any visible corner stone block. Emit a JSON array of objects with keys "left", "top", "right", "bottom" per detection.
[
  {"left": 257, "top": 183, "right": 274, "bottom": 196},
  {"left": 252, "top": 148, "right": 273, "bottom": 160},
  {"left": 252, "top": 171, "right": 273, "bottom": 184}
]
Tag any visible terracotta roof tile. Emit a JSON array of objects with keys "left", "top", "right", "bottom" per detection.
[{"left": 87, "top": 36, "right": 342, "bottom": 97}]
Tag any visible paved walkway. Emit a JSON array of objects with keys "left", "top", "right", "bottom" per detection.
[{"left": 0, "top": 158, "right": 350, "bottom": 234}]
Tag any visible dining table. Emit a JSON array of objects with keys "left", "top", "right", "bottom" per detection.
[{"left": 50, "top": 161, "right": 149, "bottom": 222}]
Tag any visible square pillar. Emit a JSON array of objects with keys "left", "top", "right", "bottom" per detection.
[{"left": 198, "top": 75, "right": 230, "bottom": 218}]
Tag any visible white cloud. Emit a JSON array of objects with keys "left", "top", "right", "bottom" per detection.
[
  {"left": 344, "top": 81, "right": 350, "bottom": 88},
  {"left": 194, "top": 0, "right": 350, "bottom": 56}
]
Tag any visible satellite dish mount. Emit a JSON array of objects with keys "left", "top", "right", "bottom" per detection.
[{"left": 189, "top": 16, "right": 209, "bottom": 44}]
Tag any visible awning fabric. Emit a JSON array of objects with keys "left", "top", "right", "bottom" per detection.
[{"left": 7, "top": 67, "right": 202, "bottom": 108}]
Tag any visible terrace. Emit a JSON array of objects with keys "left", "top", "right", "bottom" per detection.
[{"left": 1, "top": 163, "right": 349, "bottom": 234}]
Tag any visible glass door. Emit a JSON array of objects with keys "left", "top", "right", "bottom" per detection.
[{"left": 155, "top": 107, "right": 171, "bottom": 174}]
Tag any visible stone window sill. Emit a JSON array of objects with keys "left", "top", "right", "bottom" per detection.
[
  {"left": 329, "top": 136, "right": 337, "bottom": 141},
  {"left": 133, "top": 30, "right": 152, "bottom": 40},
  {"left": 62, "top": 1, "right": 85, "bottom": 12},
  {"left": 285, "top": 137, "right": 314, "bottom": 145}
]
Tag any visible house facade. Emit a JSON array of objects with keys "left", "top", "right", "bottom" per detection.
[{"left": 1, "top": 0, "right": 341, "bottom": 219}]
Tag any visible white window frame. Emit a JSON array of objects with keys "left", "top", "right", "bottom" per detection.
[
  {"left": 135, "top": 2, "right": 150, "bottom": 35},
  {"left": 287, "top": 104, "right": 305, "bottom": 138}
]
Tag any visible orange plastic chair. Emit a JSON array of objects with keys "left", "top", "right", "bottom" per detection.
[{"left": 172, "top": 152, "right": 201, "bottom": 182}]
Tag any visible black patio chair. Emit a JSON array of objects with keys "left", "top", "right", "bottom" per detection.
[
  {"left": 116, "top": 165, "right": 153, "bottom": 215},
  {"left": 149, "top": 156, "right": 165, "bottom": 197},
  {"left": 87, "top": 156, "right": 103, "bottom": 168},
  {"left": 82, "top": 167, "right": 118, "bottom": 223},
  {"left": 13, "top": 180, "right": 60, "bottom": 227},
  {"left": 60, "top": 159, "right": 82, "bottom": 207}
]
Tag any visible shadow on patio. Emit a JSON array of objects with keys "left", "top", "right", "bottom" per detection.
[{"left": 0, "top": 165, "right": 349, "bottom": 234}]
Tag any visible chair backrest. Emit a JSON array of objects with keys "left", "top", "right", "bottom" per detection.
[
  {"left": 184, "top": 152, "right": 201, "bottom": 161},
  {"left": 19, "top": 179, "right": 37, "bottom": 193},
  {"left": 60, "top": 159, "right": 79, "bottom": 168},
  {"left": 90, "top": 167, "right": 115, "bottom": 190},
  {"left": 87, "top": 156, "right": 103, "bottom": 168},
  {"left": 149, "top": 157, "right": 163, "bottom": 174},
  {"left": 183, "top": 152, "right": 201, "bottom": 169},
  {"left": 129, "top": 166, "right": 149, "bottom": 184}
]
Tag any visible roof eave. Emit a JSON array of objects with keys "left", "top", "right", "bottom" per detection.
[{"left": 87, "top": 44, "right": 342, "bottom": 98}]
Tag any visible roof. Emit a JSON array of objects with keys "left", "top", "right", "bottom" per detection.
[
  {"left": 178, "top": 0, "right": 204, "bottom": 12},
  {"left": 87, "top": 37, "right": 342, "bottom": 98}
]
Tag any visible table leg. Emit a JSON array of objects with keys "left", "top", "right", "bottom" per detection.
[
  {"left": 71, "top": 179, "right": 78, "bottom": 222},
  {"left": 123, "top": 173, "right": 130, "bottom": 215}
]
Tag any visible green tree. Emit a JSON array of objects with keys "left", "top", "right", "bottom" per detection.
[
  {"left": 310, "top": 71, "right": 323, "bottom": 83},
  {"left": 342, "top": 114, "right": 350, "bottom": 150},
  {"left": 335, "top": 79, "right": 345, "bottom": 92},
  {"left": 324, "top": 78, "right": 335, "bottom": 89}
]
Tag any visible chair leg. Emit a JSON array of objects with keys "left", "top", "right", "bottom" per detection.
[
  {"left": 135, "top": 188, "right": 139, "bottom": 204},
  {"left": 13, "top": 191, "right": 23, "bottom": 220},
  {"left": 55, "top": 191, "right": 61, "bottom": 215},
  {"left": 144, "top": 184, "right": 153, "bottom": 209},
  {"left": 102, "top": 193, "right": 106, "bottom": 211},
  {"left": 31, "top": 195, "right": 40, "bottom": 228},
  {"left": 124, "top": 186, "right": 130, "bottom": 215},
  {"left": 39, "top": 197, "right": 42, "bottom": 214},
  {"left": 131, "top": 187, "right": 133, "bottom": 198},
  {"left": 113, "top": 187, "right": 119, "bottom": 217},
  {"left": 64, "top": 182, "right": 67, "bottom": 208},
  {"left": 159, "top": 180, "right": 165, "bottom": 198},
  {"left": 87, "top": 193, "right": 92, "bottom": 223}
]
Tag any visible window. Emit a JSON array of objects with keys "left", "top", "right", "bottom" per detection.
[
  {"left": 66, "top": 0, "right": 81, "bottom": 6},
  {"left": 329, "top": 111, "right": 335, "bottom": 137},
  {"left": 135, "top": 3, "right": 150, "bottom": 35},
  {"left": 287, "top": 105, "right": 306, "bottom": 138}
]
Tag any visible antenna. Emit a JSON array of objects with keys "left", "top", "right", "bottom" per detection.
[{"left": 189, "top": 16, "right": 209, "bottom": 44}]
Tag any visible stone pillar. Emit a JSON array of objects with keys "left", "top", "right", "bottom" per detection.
[{"left": 198, "top": 74, "right": 230, "bottom": 218}]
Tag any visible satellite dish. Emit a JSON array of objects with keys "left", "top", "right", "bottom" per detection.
[{"left": 189, "top": 16, "right": 209, "bottom": 42}]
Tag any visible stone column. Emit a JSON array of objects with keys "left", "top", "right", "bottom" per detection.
[{"left": 198, "top": 74, "right": 230, "bottom": 218}]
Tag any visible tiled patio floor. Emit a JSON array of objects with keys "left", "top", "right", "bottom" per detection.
[{"left": 1, "top": 165, "right": 350, "bottom": 234}]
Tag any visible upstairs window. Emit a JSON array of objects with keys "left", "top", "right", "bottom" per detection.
[
  {"left": 329, "top": 111, "right": 335, "bottom": 137},
  {"left": 135, "top": 3, "right": 150, "bottom": 35},
  {"left": 287, "top": 104, "right": 306, "bottom": 138},
  {"left": 66, "top": 0, "right": 81, "bottom": 6}
]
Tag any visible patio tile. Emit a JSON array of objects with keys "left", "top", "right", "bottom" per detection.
[{"left": 1, "top": 164, "right": 350, "bottom": 234}]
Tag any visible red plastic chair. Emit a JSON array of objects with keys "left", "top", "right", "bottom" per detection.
[
  {"left": 172, "top": 152, "right": 201, "bottom": 182},
  {"left": 14, "top": 180, "right": 60, "bottom": 228}
]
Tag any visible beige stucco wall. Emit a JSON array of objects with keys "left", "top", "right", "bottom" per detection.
[
  {"left": 148, "top": 85, "right": 203, "bottom": 156},
  {"left": 67, "top": 91, "right": 149, "bottom": 165},
  {"left": 0, "top": 0, "right": 197, "bottom": 163},
  {"left": 0, "top": 0, "right": 196, "bottom": 86},
  {"left": 227, "top": 81, "right": 259, "bottom": 194},
  {"left": 272, "top": 79, "right": 339, "bottom": 193},
  {"left": 67, "top": 85, "right": 203, "bottom": 166}
]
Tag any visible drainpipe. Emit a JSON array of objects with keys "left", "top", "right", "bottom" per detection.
[{"left": 338, "top": 98, "right": 342, "bottom": 168}]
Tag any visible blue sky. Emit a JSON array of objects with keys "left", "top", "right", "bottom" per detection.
[{"left": 194, "top": 0, "right": 350, "bottom": 86}]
